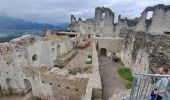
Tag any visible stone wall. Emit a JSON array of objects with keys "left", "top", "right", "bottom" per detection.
[
  {"left": 0, "top": 34, "right": 102, "bottom": 100},
  {"left": 94, "top": 7, "right": 115, "bottom": 37},
  {"left": 0, "top": 34, "right": 74, "bottom": 95},
  {"left": 136, "top": 4, "right": 170, "bottom": 35},
  {"left": 93, "top": 37, "right": 124, "bottom": 56},
  {"left": 120, "top": 29, "right": 170, "bottom": 73},
  {"left": 83, "top": 43, "right": 102, "bottom": 100},
  {"left": 68, "top": 7, "right": 117, "bottom": 37},
  {"left": 23, "top": 66, "right": 89, "bottom": 100},
  {"left": 115, "top": 16, "right": 138, "bottom": 37},
  {"left": 68, "top": 4, "right": 170, "bottom": 37}
]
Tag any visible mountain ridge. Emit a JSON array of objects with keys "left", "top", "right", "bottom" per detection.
[{"left": 0, "top": 13, "right": 68, "bottom": 31}]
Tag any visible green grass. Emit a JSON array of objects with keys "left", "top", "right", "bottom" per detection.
[
  {"left": 117, "top": 68, "right": 133, "bottom": 81},
  {"left": 33, "top": 96, "right": 41, "bottom": 100},
  {"left": 117, "top": 68, "right": 133, "bottom": 89},
  {"left": 86, "top": 61, "right": 92, "bottom": 64}
]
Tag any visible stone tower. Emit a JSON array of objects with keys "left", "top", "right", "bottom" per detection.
[{"left": 94, "top": 7, "right": 115, "bottom": 37}]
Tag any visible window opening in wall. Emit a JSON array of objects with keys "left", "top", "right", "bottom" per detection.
[
  {"left": 51, "top": 48, "right": 55, "bottom": 53},
  {"left": 146, "top": 11, "right": 153, "bottom": 19},
  {"left": 6, "top": 62, "right": 10, "bottom": 65},
  {"left": 29, "top": 38, "right": 35, "bottom": 44},
  {"left": 101, "top": 13, "right": 106, "bottom": 20},
  {"left": 32, "top": 54, "right": 38, "bottom": 61},
  {"left": 100, "top": 48, "right": 107, "bottom": 56},
  {"left": 75, "top": 89, "right": 79, "bottom": 92},
  {"left": 24, "top": 79, "right": 32, "bottom": 94},
  {"left": 66, "top": 87, "right": 70, "bottom": 90},
  {"left": 6, "top": 47, "right": 9, "bottom": 51},
  {"left": 164, "top": 32, "right": 170, "bottom": 35},
  {"left": 88, "top": 35, "right": 91, "bottom": 38}
]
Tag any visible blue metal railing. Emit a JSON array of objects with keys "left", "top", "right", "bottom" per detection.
[{"left": 129, "top": 73, "right": 170, "bottom": 100}]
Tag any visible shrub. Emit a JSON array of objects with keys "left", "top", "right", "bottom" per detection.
[
  {"left": 117, "top": 68, "right": 133, "bottom": 81},
  {"left": 33, "top": 96, "right": 41, "bottom": 100}
]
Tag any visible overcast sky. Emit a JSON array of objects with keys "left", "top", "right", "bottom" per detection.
[{"left": 0, "top": 0, "right": 170, "bottom": 24}]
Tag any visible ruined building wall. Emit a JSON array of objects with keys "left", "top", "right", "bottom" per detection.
[
  {"left": 68, "top": 7, "right": 116, "bottom": 37},
  {"left": 115, "top": 15, "right": 138, "bottom": 37},
  {"left": 136, "top": 4, "right": 170, "bottom": 35},
  {"left": 78, "top": 20, "right": 94, "bottom": 34},
  {"left": 149, "top": 5, "right": 170, "bottom": 34},
  {"left": 68, "top": 15, "right": 94, "bottom": 34},
  {"left": 0, "top": 34, "right": 102, "bottom": 100},
  {"left": 0, "top": 34, "right": 74, "bottom": 95},
  {"left": 93, "top": 37, "right": 124, "bottom": 57},
  {"left": 23, "top": 66, "right": 89, "bottom": 100},
  {"left": 94, "top": 7, "right": 115, "bottom": 37},
  {"left": 120, "top": 29, "right": 170, "bottom": 73}
]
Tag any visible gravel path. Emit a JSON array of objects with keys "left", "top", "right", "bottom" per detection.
[{"left": 99, "top": 56, "right": 125, "bottom": 100}]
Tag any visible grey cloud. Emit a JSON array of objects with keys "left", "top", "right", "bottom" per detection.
[{"left": 0, "top": 0, "right": 170, "bottom": 24}]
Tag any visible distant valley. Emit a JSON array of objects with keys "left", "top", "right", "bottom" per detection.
[{"left": 0, "top": 13, "right": 68, "bottom": 42}]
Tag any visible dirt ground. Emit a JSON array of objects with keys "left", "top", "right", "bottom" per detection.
[{"left": 99, "top": 56, "right": 125, "bottom": 100}]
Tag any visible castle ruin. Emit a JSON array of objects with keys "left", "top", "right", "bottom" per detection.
[{"left": 0, "top": 4, "right": 170, "bottom": 100}]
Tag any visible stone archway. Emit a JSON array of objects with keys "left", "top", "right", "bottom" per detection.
[
  {"left": 23, "top": 79, "right": 32, "bottom": 93},
  {"left": 100, "top": 48, "right": 107, "bottom": 56}
]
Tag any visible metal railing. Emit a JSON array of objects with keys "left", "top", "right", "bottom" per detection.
[{"left": 129, "top": 73, "right": 170, "bottom": 100}]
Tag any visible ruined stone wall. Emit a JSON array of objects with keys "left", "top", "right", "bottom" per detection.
[
  {"left": 68, "top": 15, "right": 95, "bottom": 34},
  {"left": 78, "top": 20, "right": 94, "bottom": 34},
  {"left": 68, "top": 7, "right": 116, "bottom": 37},
  {"left": 94, "top": 37, "right": 124, "bottom": 56},
  {"left": 23, "top": 66, "right": 89, "bottom": 100},
  {"left": 149, "top": 5, "right": 170, "bottom": 34},
  {"left": 94, "top": 7, "right": 115, "bottom": 37},
  {"left": 136, "top": 4, "right": 170, "bottom": 35},
  {"left": 120, "top": 29, "right": 170, "bottom": 73},
  {"left": 0, "top": 34, "right": 74, "bottom": 94},
  {"left": 83, "top": 43, "right": 102, "bottom": 100},
  {"left": 115, "top": 16, "right": 138, "bottom": 37}
]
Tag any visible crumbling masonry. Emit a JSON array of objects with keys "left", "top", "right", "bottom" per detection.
[{"left": 0, "top": 4, "right": 170, "bottom": 100}]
